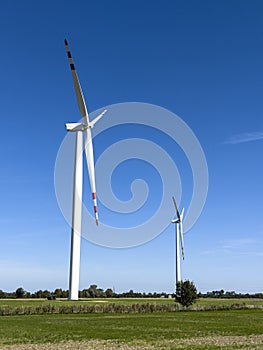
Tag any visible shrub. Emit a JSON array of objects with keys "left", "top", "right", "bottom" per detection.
[{"left": 176, "top": 280, "right": 198, "bottom": 307}]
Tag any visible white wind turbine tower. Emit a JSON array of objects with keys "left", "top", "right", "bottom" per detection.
[
  {"left": 171, "top": 196, "right": 185, "bottom": 286},
  {"left": 64, "top": 39, "right": 107, "bottom": 300}
]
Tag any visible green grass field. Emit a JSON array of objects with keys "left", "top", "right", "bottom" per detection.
[
  {"left": 0, "top": 297, "right": 263, "bottom": 307},
  {"left": 0, "top": 299, "right": 262, "bottom": 349}
]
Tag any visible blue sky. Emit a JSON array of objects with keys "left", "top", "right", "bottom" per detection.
[{"left": 0, "top": 0, "right": 263, "bottom": 294}]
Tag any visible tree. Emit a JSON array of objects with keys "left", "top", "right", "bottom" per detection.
[
  {"left": 35, "top": 290, "right": 44, "bottom": 298},
  {"left": 42, "top": 290, "right": 51, "bottom": 298},
  {"left": 25, "top": 292, "right": 31, "bottom": 298},
  {"left": 15, "top": 287, "right": 25, "bottom": 298},
  {"left": 0, "top": 290, "right": 6, "bottom": 299},
  {"left": 176, "top": 280, "right": 198, "bottom": 307},
  {"left": 105, "top": 288, "right": 115, "bottom": 298},
  {"left": 88, "top": 285, "right": 98, "bottom": 298},
  {"left": 219, "top": 289, "right": 225, "bottom": 297},
  {"left": 54, "top": 288, "right": 63, "bottom": 298},
  {"left": 80, "top": 289, "right": 91, "bottom": 298}
]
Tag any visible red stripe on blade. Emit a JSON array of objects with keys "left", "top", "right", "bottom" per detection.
[
  {"left": 94, "top": 206, "right": 98, "bottom": 213},
  {"left": 92, "top": 192, "right": 96, "bottom": 200}
]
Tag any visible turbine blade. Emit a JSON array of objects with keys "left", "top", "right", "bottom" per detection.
[
  {"left": 64, "top": 39, "right": 89, "bottom": 125},
  {"left": 179, "top": 221, "right": 185, "bottom": 259},
  {"left": 89, "top": 109, "right": 107, "bottom": 128},
  {"left": 84, "top": 128, "right": 98, "bottom": 225},
  {"left": 172, "top": 196, "right": 180, "bottom": 219},
  {"left": 180, "top": 208, "right": 185, "bottom": 221}
]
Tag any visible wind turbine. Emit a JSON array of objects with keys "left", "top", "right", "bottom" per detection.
[
  {"left": 64, "top": 39, "right": 107, "bottom": 300},
  {"left": 171, "top": 196, "right": 185, "bottom": 286}
]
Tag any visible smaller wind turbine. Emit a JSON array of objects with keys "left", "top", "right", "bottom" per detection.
[{"left": 171, "top": 196, "right": 185, "bottom": 286}]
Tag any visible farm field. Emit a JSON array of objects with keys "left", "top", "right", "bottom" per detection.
[
  {"left": 0, "top": 299, "right": 263, "bottom": 349},
  {"left": 0, "top": 310, "right": 262, "bottom": 349},
  {"left": 0, "top": 297, "right": 263, "bottom": 307}
]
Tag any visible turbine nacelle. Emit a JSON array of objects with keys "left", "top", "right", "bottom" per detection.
[
  {"left": 65, "top": 122, "right": 84, "bottom": 132},
  {"left": 66, "top": 109, "right": 108, "bottom": 132}
]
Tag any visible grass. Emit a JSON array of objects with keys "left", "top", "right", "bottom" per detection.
[
  {"left": 0, "top": 297, "right": 262, "bottom": 307},
  {"left": 196, "top": 297, "right": 263, "bottom": 306},
  {"left": 0, "top": 298, "right": 174, "bottom": 307},
  {"left": 0, "top": 310, "right": 263, "bottom": 349},
  {"left": 0, "top": 298, "right": 262, "bottom": 316},
  {"left": 0, "top": 299, "right": 262, "bottom": 349}
]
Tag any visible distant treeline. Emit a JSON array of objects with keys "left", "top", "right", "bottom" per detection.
[
  {"left": 0, "top": 285, "right": 262, "bottom": 299},
  {"left": 199, "top": 290, "right": 263, "bottom": 299},
  {"left": 0, "top": 285, "right": 171, "bottom": 299}
]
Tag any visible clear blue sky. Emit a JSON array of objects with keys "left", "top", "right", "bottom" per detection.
[{"left": 0, "top": 0, "right": 262, "bottom": 294}]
